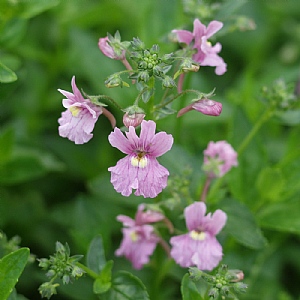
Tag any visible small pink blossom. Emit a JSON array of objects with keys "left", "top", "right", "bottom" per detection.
[
  {"left": 170, "top": 202, "right": 227, "bottom": 271},
  {"left": 172, "top": 19, "right": 227, "bottom": 75},
  {"left": 98, "top": 36, "right": 125, "bottom": 60},
  {"left": 58, "top": 76, "right": 102, "bottom": 144},
  {"left": 203, "top": 141, "right": 238, "bottom": 177},
  {"left": 177, "top": 99, "right": 222, "bottom": 117},
  {"left": 108, "top": 120, "right": 173, "bottom": 198},
  {"left": 115, "top": 204, "right": 164, "bottom": 269}
]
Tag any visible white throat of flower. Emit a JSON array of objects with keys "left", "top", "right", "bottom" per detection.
[
  {"left": 131, "top": 151, "right": 148, "bottom": 168},
  {"left": 130, "top": 230, "right": 139, "bottom": 242},
  {"left": 69, "top": 106, "right": 81, "bottom": 117},
  {"left": 190, "top": 230, "right": 206, "bottom": 241}
]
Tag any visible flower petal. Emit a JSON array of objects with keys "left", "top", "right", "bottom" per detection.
[
  {"left": 205, "top": 20, "right": 223, "bottom": 38},
  {"left": 108, "top": 127, "right": 135, "bottom": 154},
  {"left": 149, "top": 131, "right": 174, "bottom": 157},
  {"left": 202, "top": 210, "right": 227, "bottom": 235},
  {"left": 184, "top": 202, "right": 207, "bottom": 231},
  {"left": 172, "top": 29, "right": 194, "bottom": 45}
]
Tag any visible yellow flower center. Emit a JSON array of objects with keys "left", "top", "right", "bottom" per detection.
[
  {"left": 69, "top": 106, "right": 81, "bottom": 117},
  {"left": 131, "top": 151, "right": 148, "bottom": 168},
  {"left": 130, "top": 231, "right": 139, "bottom": 242},
  {"left": 190, "top": 230, "right": 206, "bottom": 241}
]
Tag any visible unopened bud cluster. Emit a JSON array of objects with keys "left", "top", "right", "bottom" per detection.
[
  {"left": 38, "top": 242, "right": 84, "bottom": 299},
  {"left": 189, "top": 264, "right": 247, "bottom": 299}
]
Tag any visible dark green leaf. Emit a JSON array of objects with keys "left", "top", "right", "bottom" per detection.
[
  {"left": 0, "top": 127, "right": 15, "bottom": 163},
  {"left": 221, "top": 198, "right": 267, "bottom": 249},
  {"left": 102, "top": 271, "right": 149, "bottom": 300},
  {"left": 0, "top": 248, "right": 30, "bottom": 300},
  {"left": 87, "top": 235, "right": 106, "bottom": 274}
]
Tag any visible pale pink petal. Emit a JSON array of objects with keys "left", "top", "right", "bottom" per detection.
[
  {"left": 172, "top": 29, "right": 194, "bottom": 45},
  {"left": 149, "top": 132, "right": 174, "bottom": 157},
  {"left": 108, "top": 127, "right": 135, "bottom": 154},
  {"left": 202, "top": 210, "right": 227, "bottom": 235},
  {"left": 98, "top": 37, "right": 116, "bottom": 59},
  {"left": 205, "top": 20, "right": 223, "bottom": 38},
  {"left": 116, "top": 215, "right": 135, "bottom": 227},
  {"left": 139, "top": 120, "right": 156, "bottom": 150},
  {"left": 193, "top": 19, "right": 206, "bottom": 42},
  {"left": 71, "top": 76, "right": 85, "bottom": 101},
  {"left": 184, "top": 202, "right": 206, "bottom": 231}
]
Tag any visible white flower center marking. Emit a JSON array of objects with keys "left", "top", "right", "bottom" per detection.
[
  {"left": 130, "top": 231, "right": 139, "bottom": 242},
  {"left": 190, "top": 230, "right": 206, "bottom": 241},
  {"left": 69, "top": 106, "right": 81, "bottom": 117},
  {"left": 131, "top": 151, "right": 148, "bottom": 168}
]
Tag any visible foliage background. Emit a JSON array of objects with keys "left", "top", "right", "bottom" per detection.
[{"left": 1, "top": 0, "right": 300, "bottom": 299}]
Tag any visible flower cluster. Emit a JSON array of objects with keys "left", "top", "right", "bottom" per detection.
[
  {"left": 54, "top": 17, "right": 246, "bottom": 298},
  {"left": 117, "top": 202, "right": 227, "bottom": 271}
]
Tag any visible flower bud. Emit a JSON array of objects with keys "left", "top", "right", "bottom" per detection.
[
  {"left": 162, "top": 75, "right": 176, "bottom": 88},
  {"left": 105, "top": 75, "right": 122, "bottom": 88},
  {"left": 123, "top": 112, "right": 145, "bottom": 128}
]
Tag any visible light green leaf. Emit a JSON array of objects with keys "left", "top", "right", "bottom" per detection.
[
  {"left": 181, "top": 273, "right": 206, "bottom": 300},
  {"left": 102, "top": 271, "right": 149, "bottom": 300},
  {"left": 0, "top": 248, "right": 30, "bottom": 300},
  {"left": 93, "top": 260, "right": 113, "bottom": 294},
  {"left": 87, "top": 235, "right": 106, "bottom": 274},
  {"left": 20, "top": 0, "right": 61, "bottom": 19},
  {"left": 0, "top": 61, "right": 17, "bottom": 83},
  {"left": 258, "top": 200, "right": 300, "bottom": 234},
  {"left": 256, "top": 167, "right": 285, "bottom": 201},
  {"left": 221, "top": 198, "right": 267, "bottom": 249}
]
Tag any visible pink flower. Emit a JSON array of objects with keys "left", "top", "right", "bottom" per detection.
[
  {"left": 108, "top": 120, "right": 173, "bottom": 198},
  {"left": 203, "top": 141, "right": 238, "bottom": 177},
  {"left": 172, "top": 19, "right": 227, "bottom": 75},
  {"left": 98, "top": 36, "right": 125, "bottom": 60},
  {"left": 170, "top": 202, "right": 227, "bottom": 271},
  {"left": 58, "top": 76, "right": 102, "bottom": 144},
  {"left": 177, "top": 99, "right": 222, "bottom": 117},
  {"left": 115, "top": 204, "right": 164, "bottom": 269},
  {"left": 123, "top": 112, "right": 145, "bottom": 128}
]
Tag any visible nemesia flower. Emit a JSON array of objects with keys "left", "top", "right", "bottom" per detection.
[
  {"left": 98, "top": 36, "right": 125, "bottom": 60},
  {"left": 108, "top": 120, "right": 173, "bottom": 198},
  {"left": 58, "top": 76, "right": 102, "bottom": 144},
  {"left": 177, "top": 99, "right": 222, "bottom": 117},
  {"left": 172, "top": 19, "right": 227, "bottom": 75},
  {"left": 170, "top": 202, "right": 227, "bottom": 271},
  {"left": 115, "top": 204, "right": 164, "bottom": 269},
  {"left": 203, "top": 141, "right": 238, "bottom": 178}
]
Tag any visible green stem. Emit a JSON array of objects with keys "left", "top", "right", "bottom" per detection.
[
  {"left": 153, "top": 89, "right": 200, "bottom": 111},
  {"left": 98, "top": 95, "right": 123, "bottom": 110},
  {"left": 134, "top": 87, "right": 148, "bottom": 106},
  {"left": 237, "top": 108, "right": 274, "bottom": 156},
  {"left": 76, "top": 262, "right": 99, "bottom": 279}
]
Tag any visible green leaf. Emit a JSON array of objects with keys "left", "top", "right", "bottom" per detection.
[
  {"left": 86, "top": 235, "right": 106, "bottom": 274},
  {"left": 0, "top": 248, "right": 30, "bottom": 300},
  {"left": 181, "top": 273, "right": 206, "bottom": 300},
  {"left": 258, "top": 200, "right": 300, "bottom": 234},
  {"left": 102, "top": 271, "right": 150, "bottom": 300},
  {"left": 93, "top": 260, "right": 113, "bottom": 294},
  {"left": 0, "top": 61, "right": 17, "bottom": 83},
  {"left": 20, "top": 0, "right": 61, "bottom": 19},
  {"left": 221, "top": 198, "right": 267, "bottom": 249},
  {"left": 0, "top": 127, "right": 15, "bottom": 163},
  {"left": 256, "top": 167, "right": 285, "bottom": 201}
]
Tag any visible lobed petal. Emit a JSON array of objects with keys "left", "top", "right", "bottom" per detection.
[
  {"left": 202, "top": 210, "right": 227, "bottom": 235},
  {"left": 139, "top": 120, "right": 156, "bottom": 151},
  {"left": 185, "top": 202, "right": 207, "bottom": 231},
  {"left": 108, "top": 127, "right": 135, "bottom": 154},
  {"left": 149, "top": 131, "right": 174, "bottom": 157},
  {"left": 205, "top": 20, "right": 223, "bottom": 38},
  {"left": 172, "top": 29, "right": 194, "bottom": 45}
]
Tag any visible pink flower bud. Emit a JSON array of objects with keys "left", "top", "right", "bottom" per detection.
[
  {"left": 123, "top": 112, "right": 145, "bottom": 128},
  {"left": 98, "top": 36, "right": 125, "bottom": 60},
  {"left": 177, "top": 99, "right": 222, "bottom": 117}
]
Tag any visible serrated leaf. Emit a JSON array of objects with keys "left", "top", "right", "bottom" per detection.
[
  {"left": 221, "top": 198, "right": 267, "bottom": 249},
  {"left": 93, "top": 261, "right": 113, "bottom": 294},
  {"left": 87, "top": 235, "right": 106, "bottom": 274},
  {"left": 0, "top": 61, "right": 17, "bottom": 83},
  {"left": 102, "top": 271, "right": 149, "bottom": 300},
  {"left": 0, "top": 248, "right": 30, "bottom": 300},
  {"left": 181, "top": 273, "right": 206, "bottom": 300},
  {"left": 258, "top": 200, "right": 300, "bottom": 234}
]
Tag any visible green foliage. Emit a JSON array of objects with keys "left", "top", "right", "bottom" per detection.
[{"left": 0, "top": 248, "right": 30, "bottom": 300}]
